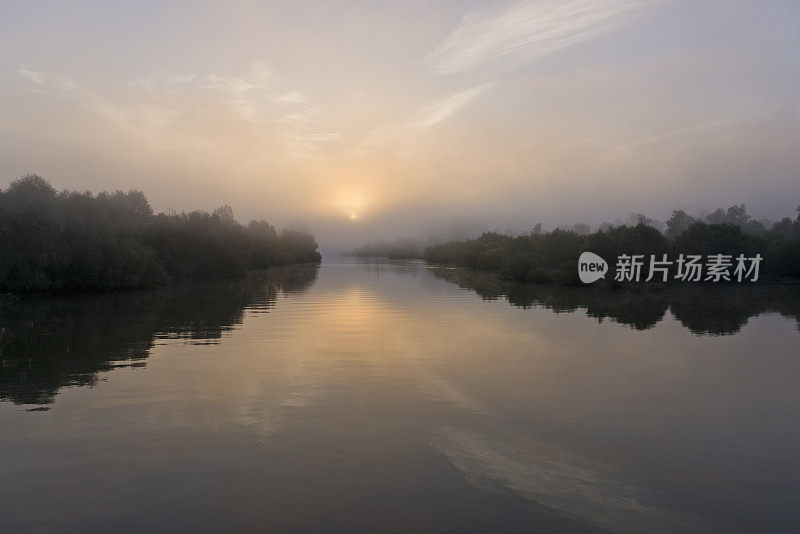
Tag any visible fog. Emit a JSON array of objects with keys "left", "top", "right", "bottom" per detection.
[{"left": 2, "top": 0, "right": 799, "bottom": 253}]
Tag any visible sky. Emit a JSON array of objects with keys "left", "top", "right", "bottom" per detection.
[{"left": 1, "top": 0, "right": 799, "bottom": 252}]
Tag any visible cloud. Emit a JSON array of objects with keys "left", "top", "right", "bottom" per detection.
[
  {"left": 166, "top": 75, "right": 197, "bottom": 85},
  {"left": 16, "top": 62, "right": 308, "bottom": 125},
  {"left": 426, "top": 0, "right": 656, "bottom": 74},
  {"left": 309, "top": 133, "right": 340, "bottom": 141},
  {"left": 17, "top": 68, "right": 79, "bottom": 93},
  {"left": 344, "top": 83, "right": 495, "bottom": 161},
  {"left": 352, "top": 83, "right": 494, "bottom": 154},
  {"left": 17, "top": 68, "right": 45, "bottom": 86},
  {"left": 276, "top": 91, "right": 306, "bottom": 104},
  {"left": 412, "top": 83, "right": 494, "bottom": 129},
  {"left": 603, "top": 115, "right": 755, "bottom": 157},
  {"left": 14, "top": 62, "right": 340, "bottom": 163}
]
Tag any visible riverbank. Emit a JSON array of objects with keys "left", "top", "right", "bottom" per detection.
[
  {"left": 0, "top": 175, "right": 321, "bottom": 293},
  {"left": 422, "top": 222, "right": 800, "bottom": 285}
]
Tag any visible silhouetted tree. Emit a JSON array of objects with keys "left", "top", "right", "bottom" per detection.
[
  {"left": 572, "top": 223, "right": 591, "bottom": 235},
  {"left": 423, "top": 210, "right": 799, "bottom": 284},
  {"left": 0, "top": 175, "right": 321, "bottom": 293},
  {"left": 666, "top": 210, "right": 696, "bottom": 239}
]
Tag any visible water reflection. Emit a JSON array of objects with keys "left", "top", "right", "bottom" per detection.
[
  {"left": 6, "top": 261, "right": 796, "bottom": 409},
  {"left": 1, "top": 261, "right": 799, "bottom": 532},
  {"left": 429, "top": 266, "right": 800, "bottom": 335},
  {"left": 0, "top": 265, "right": 318, "bottom": 406}
]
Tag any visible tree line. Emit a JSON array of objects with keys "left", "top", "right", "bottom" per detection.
[
  {"left": 0, "top": 175, "right": 321, "bottom": 293},
  {"left": 423, "top": 204, "right": 800, "bottom": 284}
]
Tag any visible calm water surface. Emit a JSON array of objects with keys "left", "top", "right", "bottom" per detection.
[{"left": 1, "top": 261, "right": 799, "bottom": 533}]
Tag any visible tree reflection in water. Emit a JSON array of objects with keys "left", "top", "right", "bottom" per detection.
[
  {"left": 429, "top": 265, "right": 800, "bottom": 335},
  {"left": 0, "top": 265, "right": 319, "bottom": 406}
]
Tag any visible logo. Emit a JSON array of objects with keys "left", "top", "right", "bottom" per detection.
[
  {"left": 578, "top": 252, "right": 608, "bottom": 283},
  {"left": 578, "top": 252, "right": 762, "bottom": 284}
]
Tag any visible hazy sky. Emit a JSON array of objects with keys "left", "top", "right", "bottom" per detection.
[{"left": 1, "top": 1, "right": 799, "bottom": 250}]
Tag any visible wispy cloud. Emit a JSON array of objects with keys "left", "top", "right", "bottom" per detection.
[
  {"left": 197, "top": 60, "right": 272, "bottom": 94},
  {"left": 15, "top": 62, "right": 337, "bottom": 163},
  {"left": 17, "top": 68, "right": 80, "bottom": 93},
  {"left": 603, "top": 115, "right": 755, "bottom": 157},
  {"left": 161, "top": 61, "right": 310, "bottom": 119},
  {"left": 411, "top": 83, "right": 494, "bottom": 129},
  {"left": 276, "top": 91, "right": 306, "bottom": 104},
  {"left": 427, "top": 0, "right": 656, "bottom": 74},
  {"left": 355, "top": 83, "right": 494, "bottom": 152}
]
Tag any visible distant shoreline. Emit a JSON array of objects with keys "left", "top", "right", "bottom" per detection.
[{"left": 353, "top": 209, "right": 800, "bottom": 285}]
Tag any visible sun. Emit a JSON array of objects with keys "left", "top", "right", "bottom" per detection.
[{"left": 329, "top": 187, "right": 368, "bottom": 222}]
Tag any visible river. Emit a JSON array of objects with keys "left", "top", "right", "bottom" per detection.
[{"left": 1, "top": 260, "right": 799, "bottom": 532}]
